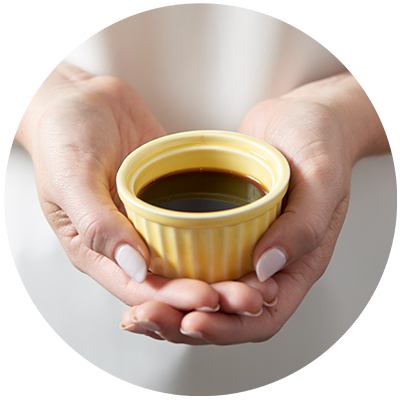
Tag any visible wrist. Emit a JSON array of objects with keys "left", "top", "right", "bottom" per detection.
[
  {"left": 16, "top": 63, "right": 95, "bottom": 153},
  {"left": 282, "top": 72, "right": 388, "bottom": 165}
]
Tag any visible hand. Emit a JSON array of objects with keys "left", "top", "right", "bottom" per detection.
[
  {"left": 16, "top": 64, "right": 222, "bottom": 312},
  {"left": 120, "top": 72, "right": 388, "bottom": 345}
]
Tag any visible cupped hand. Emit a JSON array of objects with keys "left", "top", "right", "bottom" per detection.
[
  {"left": 122, "top": 75, "right": 369, "bottom": 345},
  {"left": 18, "top": 64, "right": 222, "bottom": 311}
]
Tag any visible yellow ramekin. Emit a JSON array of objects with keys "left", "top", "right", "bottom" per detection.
[{"left": 117, "top": 131, "right": 290, "bottom": 283}]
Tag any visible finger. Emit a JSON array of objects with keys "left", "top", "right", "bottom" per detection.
[
  {"left": 47, "top": 158, "right": 150, "bottom": 283},
  {"left": 53, "top": 220, "right": 221, "bottom": 311},
  {"left": 180, "top": 261, "right": 320, "bottom": 345},
  {"left": 123, "top": 301, "right": 208, "bottom": 345},
  {"left": 179, "top": 263, "right": 308, "bottom": 344},
  {"left": 253, "top": 170, "right": 347, "bottom": 282},
  {"left": 210, "top": 280, "right": 264, "bottom": 316},
  {"left": 120, "top": 305, "right": 165, "bottom": 341},
  {"left": 120, "top": 305, "right": 147, "bottom": 334},
  {"left": 180, "top": 309, "right": 280, "bottom": 345},
  {"left": 67, "top": 240, "right": 221, "bottom": 311},
  {"left": 237, "top": 272, "right": 279, "bottom": 307},
  {"left": 135, "top": 274, "right": 220, "bottom": 312}
]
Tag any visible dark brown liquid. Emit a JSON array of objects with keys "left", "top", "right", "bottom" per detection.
[{"left": 138, "top": 168, "right": 267, "bottom": 212}]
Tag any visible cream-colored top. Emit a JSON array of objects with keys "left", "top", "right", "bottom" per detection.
[{"left": 65, "top": 4, "right": 345, "bottom": 133}]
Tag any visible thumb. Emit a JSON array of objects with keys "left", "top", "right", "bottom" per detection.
[
  {"left": 56, "top": 169, "right": 149, "bottom": 283},
  {"left": 253, "top": 172, "right": 345, "bottom": 282}
]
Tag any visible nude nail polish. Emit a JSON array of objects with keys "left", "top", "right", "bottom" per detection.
[
  {"left": 236, "top": 308, "right": 263, "bottom": 317},
  {"left": 120, "top": 322, "right": 147, "bottom": 334},
  {"left": 180, "top": 328, "right": 203, "bottom": 339},
  {"left": 132, "top": 316, "right": 160, "bottom": 332},
  {"left": 115, "top": 244, "right": 147, "bottom": 283},
  {"left": 195, "top": 304, "right": 220, "bottom": 312},
  {"left": 263, "top": 297, "right": 278, "bottom": 307},
  {"left": 256, "top": 248, "right": 287, "bottom": 282}
]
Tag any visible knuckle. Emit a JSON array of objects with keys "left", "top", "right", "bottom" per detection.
[
  {"left": 301, "top": 216, "right": 326, "bottom": 253},
  {"left": 80, "top": 214, "right": 105, "bottom": 253},
  {"left": 190, "top": 281, "right": 219, "bottom": 309}
]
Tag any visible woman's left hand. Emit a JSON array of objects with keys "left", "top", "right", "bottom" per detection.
[{"left": 121, "top": 95, "right": 350, "bottom": 345}]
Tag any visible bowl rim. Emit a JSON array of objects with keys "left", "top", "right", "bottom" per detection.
[{"left": 117, "top": 130, "right": 290, "bottom": 228}]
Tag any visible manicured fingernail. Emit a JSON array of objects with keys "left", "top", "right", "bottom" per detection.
[
  {"left": 119, "top": 322, "right": 147, "bottom": 334},
  {"left": 256, "top": 248, "right": 287, "bottom": 282},
  {"left": 180, "top": 328, "right": 203, "bottom": 339},
  {"left": 115, "top": 244, "right": 147, "bottom": 283},
  {"left": 236, "top": 308, "right": 263, "bottom": 317},
  {"left": 263, "top": 297, "right": 278, "bottom": 307},
  {"left": 195, "top": 304, "right": 220, "bottom": 312},
  {"left": 132, "top": 316, "right": 160, "bottom": 332}
]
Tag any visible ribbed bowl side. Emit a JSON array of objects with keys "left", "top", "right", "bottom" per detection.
[{"left": 127, "top": 202, "right": 282, "bottom": 283}]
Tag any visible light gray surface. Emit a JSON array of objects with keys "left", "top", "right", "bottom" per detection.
[{"left": 5, "top": 144, "right": 396, "bottom": 395}]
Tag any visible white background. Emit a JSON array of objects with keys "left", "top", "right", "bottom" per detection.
[{"left": 4, "top": 3, "right": 397, "bottom": 396}]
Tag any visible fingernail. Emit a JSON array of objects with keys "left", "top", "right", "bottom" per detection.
[
  {"left": 195, "top": 304, "right": 220, "bottom": 312},
  {"left": 256, "top": 248, "right": 287, "bottom": 282},
  {"left": 132, "top": 316, "right": 160, "bottom": 332},
  {"left": 115, "top": 244, "right": 147, "bottom": 283},
  {"left": 119, "top": 322, "right": 147, "bottom": 334},
  {"left": 180, "top": 328, "right": 203, "bottom": 339},
  {"left": 263, "top": 297, "right": 278, "bottom": 307},
  {"left": 236, "top": 308, "right": 263, "bottom": 317}
]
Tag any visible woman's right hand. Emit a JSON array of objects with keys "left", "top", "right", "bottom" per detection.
[{"left": 16, "top": 63, "right": 276, "bottom": 339}]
